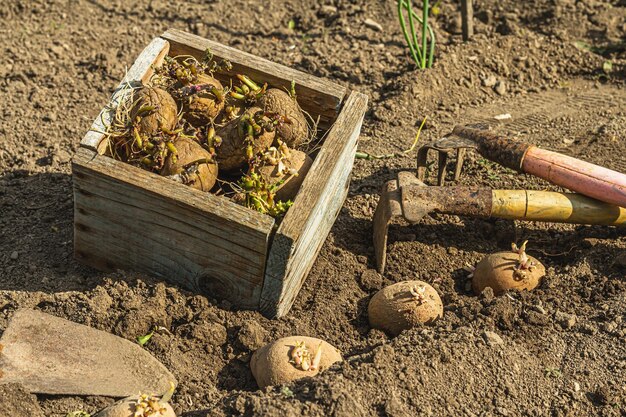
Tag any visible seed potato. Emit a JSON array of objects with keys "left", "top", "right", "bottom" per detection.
[
  {"left": 258, "top": 149, "right": 313, "bottom": 201},
  {"left": 250, "top": 336, "right": 342, "bottom": 389},
  {"left": 258, "top": 89, "right": 308, "bottom": 148},
  {"left": 184, "top": 74, "right": 225, "bottom": 127},
  {"left": 368, "top": 280, "right": 443, "bottom": 336},
  {"left": 93, "top": 395, "right": 175, "bottom": 417},
  {"left": 131, "top": 87, "right": 178, "bottom": 136},
  {"left": 471, "top": 251, "right": 545, "bottom": 295},
  {"left": 161, "top": 136, "right": 218, "bottom": 192},
  {"left": 216, "top": 106, "right": 275, "bottom": 172}
]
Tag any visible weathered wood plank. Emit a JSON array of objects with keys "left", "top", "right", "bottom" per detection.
[
  {"left": 160, "top": 29, "right": 347, "bottom": 129},
  {"left": 81, "top": 37, "right": 170, "bottom": 153},
  {"left": 72, "top": 147, "right": 275, "bottom": 309},
  {"left": 260, "top": 91, "right": 368, "bottom": 318}
]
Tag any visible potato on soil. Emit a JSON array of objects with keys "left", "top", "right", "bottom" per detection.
[
  {"left": 161, "top": 136, "right": 218, "bottom": 192},
  {"left": 471, "top": 251, "right": 545, "bottom": 295},
  {"left": 258, "top": 88, "right": 308, "bottom": 148},
  {"left": 368, "top": 280, "right": 443, "bottom": 336},
  {"left": 216, "top": 107, "right": 275, "bottom": 172},
  {"left": 250, "top": 336, "right": 342, "bottom": 389},
  {"left": 184, "top": 74, "right": 225, "bottom": 127},
  {"left": 259, "top": 149, "right": 313, "bottom": 201},
  {"left": 93, "top": 395, "right": 175, "bottom": 417},
  {"left": 131, "top": 87, "right": 178, "bottom": 136}
]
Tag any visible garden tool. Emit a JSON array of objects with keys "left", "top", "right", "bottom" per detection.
[
  {"left": 373, "top": 172, "right": 626, "bottom": 273},
  {"left": 0, "top": 309, "right": 176, "bottom": 397},
  {"left": 416, "top": 126, "right": 626, "bottom": 208}
]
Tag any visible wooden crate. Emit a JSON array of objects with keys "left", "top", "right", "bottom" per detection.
[{"left": 73, "top": 29, "right": 367, "bottom": 318}]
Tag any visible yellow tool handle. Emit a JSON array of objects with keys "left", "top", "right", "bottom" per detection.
[{"left": 491, "top": 190, "right": 626, "bottom": 226}]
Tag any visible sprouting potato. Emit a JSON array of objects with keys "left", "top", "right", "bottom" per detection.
[
  {"left": 250, "top": 336, "right": 342, "bottom": 389},
  {"left": 216, "top": 106, "right": 275, "bottom": 172},
  {"left": 368, "top": 280, "right": 443, "bottom": 336},
  {"left": 93, "top": 394, "right": 175, "bottom": 417},
  {"left": 161, "top": 136, "right": 218, "bottom": 192},
  {"left": 183, "top": 74, "right": 225, "bottom": 127},
  {"left": 258, "top": 148, "right": 313, "bottom": 202},
  {"left": 131, "top": 87, "right": 178, "bottom": 137},
  {"left": 469, "top": 241, "right": 546, "bottom": 295},
  {"left": 257, "top": 88, "right": 309, "bottom": 148}
]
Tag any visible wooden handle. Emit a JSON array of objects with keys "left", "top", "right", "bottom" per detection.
[
  {"left": 491, "top": 190, "right": 626, "bottom": 225},
  {"left": 522, "top": 146, "right": 626, "bottom": 208}
]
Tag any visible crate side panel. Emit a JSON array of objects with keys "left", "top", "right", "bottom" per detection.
[
  {"left": 260, "top": 92, "right": 368, "bottom": 317},
  {"left": 72, "top": 148, "right": 274, "bottom": 309},
  {"left": 160, "top": 29, "right": 346, "bottom": 128}
]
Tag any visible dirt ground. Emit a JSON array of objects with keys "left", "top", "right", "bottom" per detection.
[{"left": 1, "top": 0, "right": 625, "bottom": 416}]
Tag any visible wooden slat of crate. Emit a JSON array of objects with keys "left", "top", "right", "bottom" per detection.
[
  {"left": 73, "top": 147, "right": 275, "bottom": 309},
  {"left": 260, "top": 91, "right": 368, "bottom": 318},
  {"left": 160, "top": 29, "right": 347, "bottom": 129},
  {"left": 81, "top": 37, "right": 170, "bottom": 153}
]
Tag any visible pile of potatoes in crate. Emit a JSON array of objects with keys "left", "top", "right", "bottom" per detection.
[{"left": 105, "top": 51, "right": 314, "bottom": 218}]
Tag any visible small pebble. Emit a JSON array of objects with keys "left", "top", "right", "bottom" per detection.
[
  {"left": 483, "top": 330, "right": 503, "bottom": 345},
  {"left": 364, "top": 18, "right": 383, "bottom": 32},
  {"left": 319, "top": 5, "right": 338, "bottom": 15},
  {"left": 482, "top": 75, "right": 497, "bottom": 87},
  {"left": 10, "top": 251, "right": 18, "bottom": 260},
  {"left": 495, "top": 80, "right": 507, "bottom": 95}
]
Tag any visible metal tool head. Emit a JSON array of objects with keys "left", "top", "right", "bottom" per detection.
[{"left": 373, "top": 172, "right": 426, "bottom": 274}]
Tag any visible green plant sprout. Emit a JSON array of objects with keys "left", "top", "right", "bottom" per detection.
[
  {"left": 398, "top": 0, "right": 436, "bottom": 69},
  {"left": 355, "top": 117, "right": 427, "bottom": 160}
]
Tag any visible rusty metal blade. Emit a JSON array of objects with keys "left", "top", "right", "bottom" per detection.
[
  {"left": 373, "top": 179, "right": 402, "bottom": 274},
  {"left": 0, "top": 309, "right": 177, "bottom": 397},
  {"left": 373, "top": 173, "right": 426, "bottom": 274}
]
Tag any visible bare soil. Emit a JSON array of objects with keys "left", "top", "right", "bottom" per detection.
[{"left": 1, "top": 1, "right": 625, "bottom": 416}]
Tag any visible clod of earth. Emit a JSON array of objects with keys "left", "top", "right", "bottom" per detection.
[
  {"left": 93, "top": 393, "right": 175, "bottom": 417},
  {"left": 469, "top": 241, "right": 546, "bottom": 295},
  {"left": 368, "top": 280, "right": 443, "bottom": 336},
  {"left": 250, "top": 336, "right": 342, "bottom": 389}
]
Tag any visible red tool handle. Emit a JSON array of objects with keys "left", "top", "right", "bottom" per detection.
[
  {"left": 522, "top": 146, "right": 626, "bottom": 208},
  {"left": 451, "top": 126, "right": 626, "bottom": 208}
]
